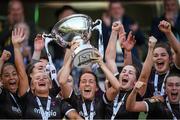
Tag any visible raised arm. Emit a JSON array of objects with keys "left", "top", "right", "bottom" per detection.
[
  {"left": 0, "top": 50, "right": 11, "bottom": 82},
  {"left": 121, "top": 31, "right": 136, "bottom": 65},
  {"left": 137, "top": 36, "right": 157, "bottom": 96},
  {"left": 159, "top": 20, "right": 180, "bottom": 68},
  {"left": 12, "top": 27, "right": 29, "bottom": 96},
  {"left": 31, "top": 34, "right": 45, "bottom": 61},
  {"left": 58, "top": 42, "right": 79, "bottom": 98},
  {"left": 126, "top": 81, "right": 147, "bottom": 112},
  {"left": 105, "top": 22, "right": 125, "bottom": 74},
  {"left": 92, "top": 51, "right": 121, "bottom": 101}
]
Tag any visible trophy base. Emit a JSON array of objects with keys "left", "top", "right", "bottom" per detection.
[{"left": 73, "top": 44, "right": 95, "bottom": 68}]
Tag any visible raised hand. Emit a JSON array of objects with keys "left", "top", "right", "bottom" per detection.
[
  {"left": 0, "top": 50, "right": 11, "bottom": 62},
  {"left": 112, "top": 22, "right": 121, "bottom": 32},
  {"left": 12, "top": 27, "right": 25, "bottom": 46},
  {"left": 118, "top": 23, "right": 126, "bottom": 47},
  {"left": 34, "top": 34, "right": 45, "bottom": 51},
  {"left": 148, "top": 36, "right": 157, "bottom": 49},
  {"left": 90, "top": 49, "right": 103, "bottom": 66},
  {"left": 158, "top": 20, "right": 171, "bottom": 34},
  {"left": 70, "top": 40, "right": 80, "bottom": 52},
  {"left": 134, "top": 81, "right": 145, "bottom": 91},
  {"left": 121, "top": 31, "right": 136, "bottom": 51}
]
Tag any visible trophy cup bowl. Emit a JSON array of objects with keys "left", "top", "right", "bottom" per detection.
[{"left": 51, "top": 14, "right": 99, "bottom": 68}]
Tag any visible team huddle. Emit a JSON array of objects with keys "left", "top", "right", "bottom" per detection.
[{"left": 0, "top": 19, "right": 180, "bottom": 119}]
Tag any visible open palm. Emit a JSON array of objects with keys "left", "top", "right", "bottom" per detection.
[
  {"left": 12, "top": 27, "right": 25, "bottom": 45},
  {"left": 122, "top": 31, "right": 136, "bottom": 51}
]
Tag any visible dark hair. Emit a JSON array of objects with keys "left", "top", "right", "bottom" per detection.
[
  {"left": 153, "top": 42, "right": 172, "bottom": 58},
  {"left": 26, "top": 60, "right": 40, "bottom": 84},
  {"left": 164, "top": 72, "right": 180, "bottom": 87},
  {"left": 129, "top": 64, "right": 141, "bottom": 80},
  {"left": 1, "top": 62, "right": 16, "bottom": 74},
  {"left": 132, "top": 64, "right": 141, "bottom": 80},
  {"left": 55, "top": 5, "right": 78, "bottom": 19},
  {"left": 121, "top": 64, "right": 141, "bottom": 81},
  {"left": 78, "top": 71, "right": 99, "bottom": 88}
]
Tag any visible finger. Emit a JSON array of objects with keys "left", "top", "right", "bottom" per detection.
[
  {"left": 131, "top": 38, "right": 136, "bottom": 45},
  {"left": 119, "top": 32, "right": 126, "bottom": 41},
  {"left": 12, "top": 29, "right": 15, "bottom": 37},
  {"left": 18, "top": 27, "right": 21, "bottom": 36},
  {"left": 6, "top": 53, "right": 11, "bottom": 58},
  {"left": 165, "top": 22, "right": 170, "bottom": 28},
  {"left": 36, "top": 34, "right": 42, "bottom": 40},
  {"left": 158, "top": 24, "right": 162, "bottom": 29},
  {"left": 21, "top": 33, "right": 26, "bottom": 41},
  {"left": 112, "top": 22, "right": 120, "bottom": 27},
  {"left": 20, "top": 28, "right": 25, "bottom": 38},
  {"left": 90, "top": 57, "right": 99, "bottom": 61},
  {"left": 16, "top": 27, "right": 20, "bottom": 36},
  {"left": 14, "top": 28, "right": 18, "bottom": 36},
  {"left": 36, "top": 34, "right": 42, "bottom": 37},
  {"left": 127, "top": 31, "right": 132, "bottom": 41},
  {"left": 119, "top": 32, "right": 126, "bottom": 37}
]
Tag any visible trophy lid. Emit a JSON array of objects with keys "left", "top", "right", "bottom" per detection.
[{"left": 51, "top": 14, "right": 93, "bottom": 48}]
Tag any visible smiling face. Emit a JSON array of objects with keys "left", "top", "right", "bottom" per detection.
[
  {"left": 153, "top": 47, "right": 170, "bottom": 74},
  {"left": 79, "top": 73, "right": 98, "bottom": 100},
  {"left": 31, "top": 72, "right": 52, "bottom": 96},
  {"left": 119, "top": 65, "right": 137, "bottom": 91},
  {"left": 165, "top": 76, "right": 180, "bottom": 104},
  {"left": 2, "top": 64, "right": 19, "bottom": 93}
]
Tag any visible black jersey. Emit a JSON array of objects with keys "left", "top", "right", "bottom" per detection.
[
  {"left": 104, "top": 73, "right": 142, "bottom": 119},
  {"left": 145, "top": 69, "right": 167, "bottom": 98},
  {"left": 0, "top": 87, "right": 22, "bottom": 118},
  {"left": 105, "top": 90, "right": 142, "bottom": 119},
  {"left": 145, "top": 65, "right": 180, "bottom": 98},
  {"left": 20, "top": 91, "right": 74, "bottom": 119},
  {"left": 49, "top": 80, "right": 60, "bottom": 97},
  {"left": 170, "top": 64, "right": 180, "bottom": 74},
  {"left": 144, "top": 97, "right": 180, "bottom": 119},
  {"left": 65, "top": 90, "right": 110, "bottom": 119}
]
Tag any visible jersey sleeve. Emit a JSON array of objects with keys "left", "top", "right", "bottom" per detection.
[
  {"left": 170, "top": 64, "right": 180, "bottom": 74},
  {"left": 19, "top": 90, "right": 32, "bottom": 112},
  {"left": 49, "top": 80, "right": 61, "bottom": 97},
  {"left": 61, "top": 100, "right": 75, "bottom": 117},
  {"left": 144, "top": 98, "right": 160, "bottom": 112},
  {"left": 64, "top": 90, "right": 78, "bottom": 108}
]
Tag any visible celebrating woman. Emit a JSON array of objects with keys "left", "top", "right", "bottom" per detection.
[
  {"left": 58, "top": 41, "right": 121, "bottom": 119},
  {"left": 105, "top": 22, "right": 157, "bottom": 119},
  {"left": 12, "top": 27, "right": 82, "bottom": 120},
  {"left": 0, "top": 50, "right": 23, "bottom": 118},
  {"left": 126, "top": 72, "right": 180, "bottom": 119},
  {"left": 145, "top": 20, "right": 180, "bottom": 97}
]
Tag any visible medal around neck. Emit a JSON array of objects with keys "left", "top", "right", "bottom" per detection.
[{"left": 51, "top": 14, "right": 104, "bottom": 68}]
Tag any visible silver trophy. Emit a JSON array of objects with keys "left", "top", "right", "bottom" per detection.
[{"left": 50, "top": 14, "right": 104, "bottom": 68}]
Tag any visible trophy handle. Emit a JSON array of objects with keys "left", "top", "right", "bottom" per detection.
[
  {"left": 42, "top": 33, "right": 60, "bottom": 87},
  {"left": 92, "top": 19, "right": 104, "bottom": 58}
]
